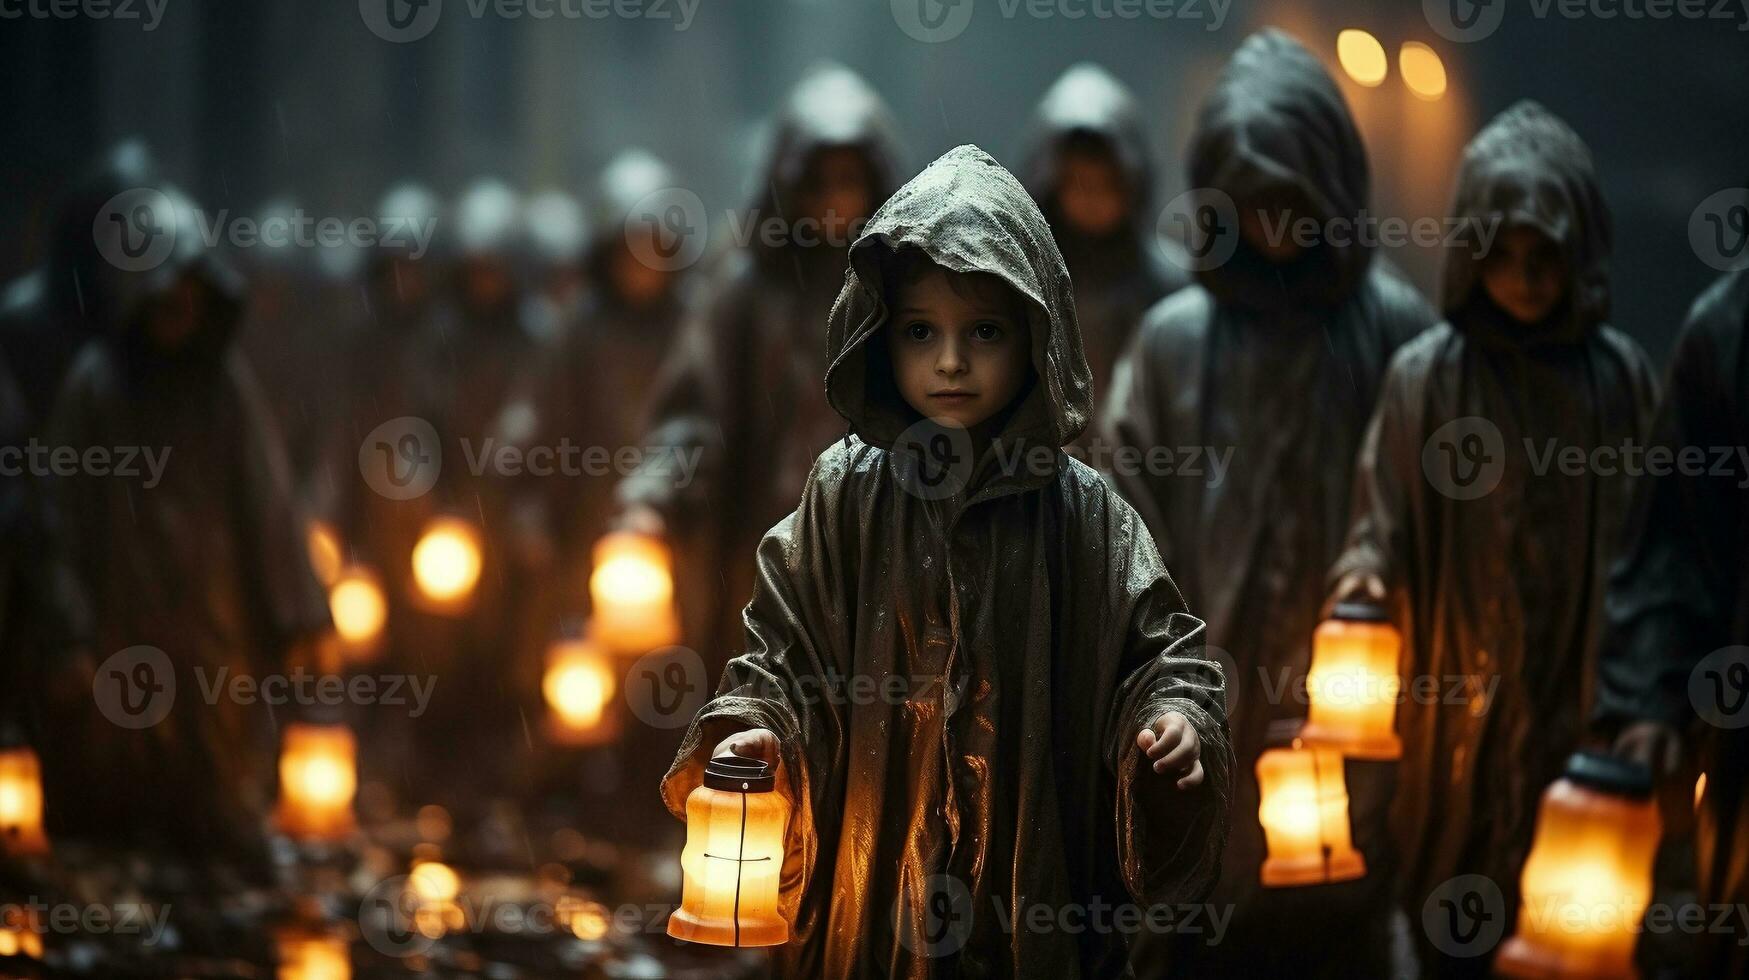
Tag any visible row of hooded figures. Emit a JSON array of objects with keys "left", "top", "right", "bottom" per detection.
[{"left": 1, "top": 26, "right": 1745, "bottom": 980}]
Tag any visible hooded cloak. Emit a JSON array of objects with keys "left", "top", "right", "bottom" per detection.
[
  {"left": 660, "top": 145, "right": 1232, "bottom": 979},
  {"left": 1020, "top": 64, "right": 1188, "bottom": 396},
  {"left": 1099, "top": 30, "right": 1436, "bottom": 976},
  {"left": 618, "top": 63, "right": 906, "bottom": 669},
  {"left": 1329, "top": 101, "right": 1658, "bottom": 947}
]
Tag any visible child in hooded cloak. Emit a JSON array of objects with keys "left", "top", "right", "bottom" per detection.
[{"left": 660, "top": 146, "right": 1233, "bottom": 979}]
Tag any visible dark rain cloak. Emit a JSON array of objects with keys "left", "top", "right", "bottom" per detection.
[
  {"left": 660, "top": 145, "right": 1232, "bottom": 979},
  {"left": 1330, "top": 101, "right": 1658, "bottom": 948},
  {"left": 618, "top": 63, "right": 905, "bottom": 670},
  {"left": 42, "top": 190, "right": 329, "bottom": 855},
  {"left": 1020, "top": 64, "right": 1188, "bottom": 397},
  {"left": 1594, "top": 268, "right": 1749, "bottom": 973},
  {"left": 1098, "top": 29, "right": 1436, "bottom": 977}
]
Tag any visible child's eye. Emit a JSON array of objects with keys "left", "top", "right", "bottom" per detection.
[
  {"left": 973, "top": 322, "right": 1004, "bottom": 342},
  {"left": 905, "top": 322, "right": 932, "bottom": 342}
]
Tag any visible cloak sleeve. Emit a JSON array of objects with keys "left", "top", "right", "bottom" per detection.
[
  {"left": 1102, "top": 492, "right": 1234, "bottom": 905},
  {"left": 1329, "top": 343, "right": 1425, "bottom": 598},
  {"left": 1595, "top": 306, "right": 1740, "bottom": 730}
]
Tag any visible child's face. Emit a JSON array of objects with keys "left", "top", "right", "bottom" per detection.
[
  {"left": 1481, "top": 225, "right": 1568, "bottom": 325},
  {"left": 887, "top": 266, "right": 1032, "bottom": 431},
  {"left": 1056, "top": 148, "right": 1128, "bottom": 238}
]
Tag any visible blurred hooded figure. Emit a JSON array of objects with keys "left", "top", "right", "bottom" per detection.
[
  {"left": 1328, "top": 101, "right": 1657, "bottom": 976},
  {"left": 41, "top": 183, "right": 329, "bottom": 862},
  {"left": 1021, "top": 63, "right": 1188, "bottom": 399},
  {"left": 1100, "top": 30, "right": 1438, "bottom": 978},
  {"left": 521, "top": 187, "right": 589, "bottom": 343},
  {"left": 617, "top": 63, "right": 905, "bottom": 671},
  {"left": 1593, "top": 266, "right": 1749, "bottom": 974},
  {"left": 0, "top": 139, "right": 158, "bottom": 428}
]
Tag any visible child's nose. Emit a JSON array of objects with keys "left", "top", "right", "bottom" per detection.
[{"left": 935, "top": 338, "right": 968, "bottom": 376}]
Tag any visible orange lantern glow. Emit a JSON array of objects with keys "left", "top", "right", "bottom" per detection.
[
  {"left": 589, "top": 532, "right": 680, "bottom": 654},
  {"left": 1257, "top": 733, "right": 1365, "bottom": 887},
  {"left": 276, "top": 723, "right": 358, "bottom": 842},
  {"left": 307, "top": 519, "right": 344, "bottom": 587},
  {"left": 1496, "top": 753, "right": 1661, "bottom": 979},
  {"left": 0, "top": 905, "right": 44, "bottom": 959},
  {"left": 669, "top": 757, "right": 789, "bottom": 947},
  {"left": 407, "top": 860, "right": 465, "bottom": 938},
  {"left": 276, "top": 926, "right": 350, "bottom": 980},
  {"left": 1300, "top": 602, "right": 1403, "bottom": 760},
  {"left": 543, "top": 638, "right": 619, "bottom": 745},
  {"left": 411, "top": 516, "right": 483, "bottom": 613},
  {"left": 0, "top": 745, "right": 49, "bottom": 857},
  {"left": 328, "top": 564, "right": 387, "bottom": 655}
]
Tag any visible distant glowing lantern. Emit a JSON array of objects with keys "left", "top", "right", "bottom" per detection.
[
  {"left": 307, "top": 519, "right": 344, "bottom": 587},
  {"left": 0, "top": 905, "right": 43, "bottom": 959},
  {"left": 411, "top": 517, "right": 483, "bottom": 613},
  {"left": 558, "top": 896, "right": 611, "bottom": 941},
  {"left": 1696, "top": 772, "right": 1707, "bottom": 811},
  {"left": 276, "top": 926, "right": 350, "bottom": 980},
  {"left": 1300, "top": 602, "right": 1403, "bottom": 760},
  {"left": 408, "top": 860, "right": 465, "bottom": 938},
  {"left": 328, "top": 564, "right": 387, "bottom": 653},
  {"left": 1496, "top": 753, "right": 1661, "bottom": 979},
  {"left": 0, "top": 745, "right": 49, "bottom": 857},
  {"left": 669, "top": 757, "right": 789, "bottom": 947},
  {"left": 543, "top": 639, "right": 619, "bottom": 745},
  {"left": 1399, "top": 41, "right": 1448, "bottom": 101},
  {"left": 1337, "top": 29, "right": 1388, "bottom": 87},
  {"left": 589, "top": 532, "right": 680, "bottom": 654},
  {"left": 276, "top": 723, "right": 358, "bottom": 842},
  {"left": 1257, "top": 732, "right": 1365, "bottom": 887}
]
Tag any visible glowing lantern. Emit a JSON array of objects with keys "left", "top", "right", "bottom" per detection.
[
  {"left": 0, "top": 745, "right": 49, "bottom": 857},
  {"left": 1399, "top": 42, "right": 1448, "bottom": 101},
  {"left": 276, "top": 723, "right": 358, "bottom": 842},
  {"left": 1337, "top": 29, "right": 1388, "bottom": 87},
  {"left": 669, "top": 757, "right": 790, "bottom": 947},
  {"left": 276, "top": 926, "right": 350, "bottom": 980},
  {"left": 0, "top": 905, "right": 43, "bottom": 959},
  {"left": 589, "top": 532, "right": 680, "bottom": 654},
  {"left": 1496, "top": 753, "right": 1661, "bottom": 979},
  {"left": 328, "top": 564, "right": 387, "bottom": 654},
  {"left": 543, "top": 639, "right": 619, "bottom": 745},
  {"left": 408, "top": 860, "right": 465, "bottom": 938},
  {"left": 1256, "top": 734, "right": 1365, "bottom": 887},
  {"left": 411, "top": 517, "right": 483, "bottom": 613},
  {"left": 307, "top": 519, "right": 344, "bottom": 587},
  {"left": 1300, "top": 602, "right": 1403, "bottom": 760}
]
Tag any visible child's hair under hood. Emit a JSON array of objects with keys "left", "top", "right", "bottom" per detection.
[{"left": 824, "top": 145, "right": 1093, "bottom": 453}]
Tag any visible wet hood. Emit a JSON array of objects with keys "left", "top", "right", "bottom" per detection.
[
  {"left": 825, "top": 145, "right": 1091, "bottom": 453},
  {"left": 755, "top": 62, "right": 906, "bottom": 227}
]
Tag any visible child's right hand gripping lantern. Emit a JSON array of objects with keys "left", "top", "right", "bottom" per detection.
[{"left": 669, "top": 756, "right": 790, "bottom": 947}]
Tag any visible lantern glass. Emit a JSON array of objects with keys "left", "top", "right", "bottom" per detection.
[
  {"left": 590, "top": 531, "right": 680, "bottom": 653},
  {"left": 543, "top": 639, "right": 620, "bottom": 745},
  {"left": 669, "top": 757, "right": 789, "bottom": 947},
  {"left": 1497, "top": 753, "right": 1660, "bottom": 979},
  {"left": 0, "top": 746, "right": 49, "bottom": 857},
  {"left": 1256, "top": 740, "right": 1365, "bottom": 887},
  {"left": 411, "top": 517, "right": 483, "bottom": 611},
  {"left": 1301, "top": 603, "right": 1402, "bottom": 760},
  {"left": 276, "top": 723, "right": 358, "bottom": 841}
]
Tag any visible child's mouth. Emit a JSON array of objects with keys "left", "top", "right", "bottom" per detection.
[{"left": 929, "top": 390, "right": 976, "bottom": 401}]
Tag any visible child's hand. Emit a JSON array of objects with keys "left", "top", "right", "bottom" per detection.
[
  {"left": 712, "top": 727, "right": 782, "bottom": 769},
  {"left": 1138, "top": 712, "right": 1203, "bottom": 790}
]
